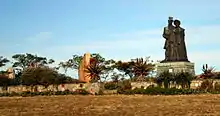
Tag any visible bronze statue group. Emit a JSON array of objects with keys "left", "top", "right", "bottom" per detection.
[{"left": 161, "top": 17, "right": 189, "bottom": 63}]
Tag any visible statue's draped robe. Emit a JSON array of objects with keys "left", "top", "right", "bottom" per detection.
[
  {"left": 174, "top": 27, "right": 188, "bottom": 61},
  {"left": 169, "top": 29, "right": 179, "bottom": 61}
]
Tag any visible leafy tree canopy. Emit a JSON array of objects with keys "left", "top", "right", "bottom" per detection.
[
  {"left": 12, "top": 53, "right": 55, "bottom": 70},
  {"left": 0, "top": 56, "right": 10, "bottom": 67}
]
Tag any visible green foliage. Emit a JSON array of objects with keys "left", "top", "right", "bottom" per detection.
[
  {"left": 156, "top": 71, "right": 173, "bottom": 88},
  {"left": 59, "top": 53, "right": 115, "bottom": 82},
  {"left": 20, "top": 66, "right": 79, "bottom": 90},
  {"left": 21, "top": 67, "right": 59, "bottom": 88},
  {"left": 0, "top": 75, "right": 11, "bottom": 89},
  {"left": 131, "top": 57, "right": 155, "bottom": 81},
  {"left": 10, "top": 76, "right": 21, "bottom": 86},
  {"left": 12, "top": 53, "right": 54, "bottom": 69},
  {"left": 214, "top": 73, "right": 220, "bottom": 79},
  {"left": 58, "top": 62, "right": 69, "bottom": 73},
  {"left": 68, "top": 54, "right": 83, "bottom": 69},
  {"left": 85, "top": 54, "right": 115, "bottom": 82},
  {"left": 156, "top": 71, "right": 194, "bottom": 89},
  {"left": 111, "top": 73, "right": 123, "bottom": 82},
  {"left": 114, "top": 61, "right": 133, "bottom": 79},
  {"left": 59, "top": 53, "right": 105, "bottom": 72},
  {"left": 114, "top": 57, "right": 155, "bottom": 81},
  {"left": 201, "top": 64, "right": 215, "bottom": 79},
  {"left": 214, "top": 82, "right": 220, "bottom": 92},
  {"left": 0, "top": 89, "right": 90, "bottom": 97},
  {"left": 118, "top": 87, "right": 205, "bottom": 95},
  {"left": 0, "top": 56, "right": 9, "bottom": 67},
  {"left": 175, "top": 72, "right": 194, "bottom": 89},
  {"left": 199, "top": 80, "right": 214, "bottom": 92},
  {"left": 104, "top": 82, "right": 118, "bottom": 90},
  {"left": 86, "top": 58, "right": 103, "bottom": 82},
  {"left": 117, "top": 80, "right": 132, "bottom": 92}
]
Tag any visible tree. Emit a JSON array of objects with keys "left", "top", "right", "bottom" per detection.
[
  {"left": 60, "top": 53, "right": 106, "bottom": 72},
  {"left": 12, "top": 53, "right": 55, "bottom": 70},
  {"left": 70, "top": 54, "right": 83, "bottom": 69},
  {"left": 100, "top": 59, "right": 115, "bottom": 81},
  {"left": 214, "top": 73, "right": 220, "bottom": 79},
  {"left": 156, "top": 71, "right": 173, "bottom": 88},
  {"left": 114, "top": 61, "right": 133, "bottom": 79},
  {"left": 0, "top": 75, "right": 11, "bottom": 90},
  {"left": 114, "top": 57, "right": 155, "bottom": 81},
  {"left": 11, "top": 53, "right": 55, "bottom": 86},
  {"left": 0, "top": 56, "right": 9, "bottom": 67},
  {"left": 174, "top": 72, "right": 194, "bottom": 89},
  {"left": 111, "top": 73, "right": 123, "bottom": 83},
  {"left": 59, "top": 55, "right": 83, "bottom": 72},
  {"left": 37, "top": 67, "right": 59, "bottom": 88},
  {"left": 20, "top": 68, "right": 39, "bottom": 90},
  {"left": 91, "top": 53, "right": 105, "bottom": 63},
  {"left": 84, "top": 54, "right": 115, "bottom": 82},
  {"left": 58, "top": 61, "right": 69, "bottom": 73},
  {"left": 85, "top": 58, "right": 105, "bottom": 82},
  {"left": 59, "top": 53, "right": 115, "bottom": 82},
  {"left": 130, "top": 57, "right": 155, "bottom": 81},
  {"left": 200, "top": 64, "right": 215, "bottom": 79},
  {"left": 21, "top": 67, "right": 59, "bottom": 91}
]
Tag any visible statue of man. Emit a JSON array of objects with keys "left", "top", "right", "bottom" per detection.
[
  {"left": 173, "top": 19, "right": 189, "bottom": 62},
  {"left": 162, "top": 17, "right": 175, "bottom": 62}
]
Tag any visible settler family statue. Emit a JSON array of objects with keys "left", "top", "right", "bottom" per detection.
[
  {"left": 161, "top": 16, "right": 188, "bottom": 62},
  {"left": 156, "top": 17, "right": 195, "bottom": 75}
]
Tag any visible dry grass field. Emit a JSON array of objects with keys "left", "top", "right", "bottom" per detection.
[{"left": 0, "top": 94, "right": 220, "bottom": 116}]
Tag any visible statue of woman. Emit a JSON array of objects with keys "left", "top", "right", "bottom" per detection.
[{"left": 173, "top": 20, "right": 189, "bottom": 61}]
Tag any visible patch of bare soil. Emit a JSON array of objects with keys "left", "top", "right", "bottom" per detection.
[{"left": 0, "top": 94, "right": 220, "bottom": 116}]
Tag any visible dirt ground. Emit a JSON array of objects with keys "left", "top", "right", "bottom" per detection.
[{"left": 0, "top": 94, "right": 220, "bottom": 116}]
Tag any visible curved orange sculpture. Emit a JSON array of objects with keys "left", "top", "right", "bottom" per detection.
[{"left": 78, "top": 53, "right": 91, "bottom": 83}]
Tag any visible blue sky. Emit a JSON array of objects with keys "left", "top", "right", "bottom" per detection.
[{"left": 1, "top": 0, "right": 220, "bottom": 77}]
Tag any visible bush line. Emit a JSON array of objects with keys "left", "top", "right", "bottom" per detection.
[
  {"left": 118, "top": 87, "right": 220, "bottom": 95},
  {"left": 0, "top": 89, "right": 90, "bottom": 97}
]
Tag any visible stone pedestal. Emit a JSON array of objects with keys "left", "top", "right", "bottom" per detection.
[{"left": 156, "top": 61, "right": 195, "bottom": 76}]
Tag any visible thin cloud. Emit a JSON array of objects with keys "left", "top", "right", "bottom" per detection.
[{"left": 26, "top": 32, "right": 52, "bottom": 42}]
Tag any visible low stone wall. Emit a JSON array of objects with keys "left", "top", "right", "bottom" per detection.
[
  {"left": 0, "top": 83, "right": 101, "bottom": 94},
  {"left": 131, "top": 82, "right": 157, "bottom": 89},
  {"left": 1, "top": 80, "right": 220, "bottom": 94},
  {"left": 131, "top": 79, "right": 220, "bottom": 89},
  {"left": 190, "top": 79, "right": 220, "bottom": 89},
  {"left": 103, "top": 90, "right": 118, "bottom": 95}
]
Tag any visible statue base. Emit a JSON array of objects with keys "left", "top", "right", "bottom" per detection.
[{"left": 156, "top": 61, "right": 195, "bottom": 76}]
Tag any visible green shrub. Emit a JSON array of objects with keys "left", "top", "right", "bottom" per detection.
[
  {"left": 74, "top": 89, "right": 90, "bottom": 95},
  {"left": 117, "top": 80, "right": 132, "bottom": 93},
  {"left": 104, "top": 82, "right": 118, "bottom": 90},
  {"left": 118, "top": 87, "right": 205, "bottom": 95},
  {"left": 9, "top": 92, "right": 19, "bottom": 97},
  {"left": 199, "top": 80, "right": 213, "bottom": 92},
  {"left": 214, "top": 82, "right": 220, "bottom": 92},
  {"left": 0, "top": 89, "right": 90, "bottom": 97},
  {"left": 55, "top": 91, "right": 63, "bottom": 95},
  {"left": 0, "top": 92, "right": 10, "bottom": 97}
]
